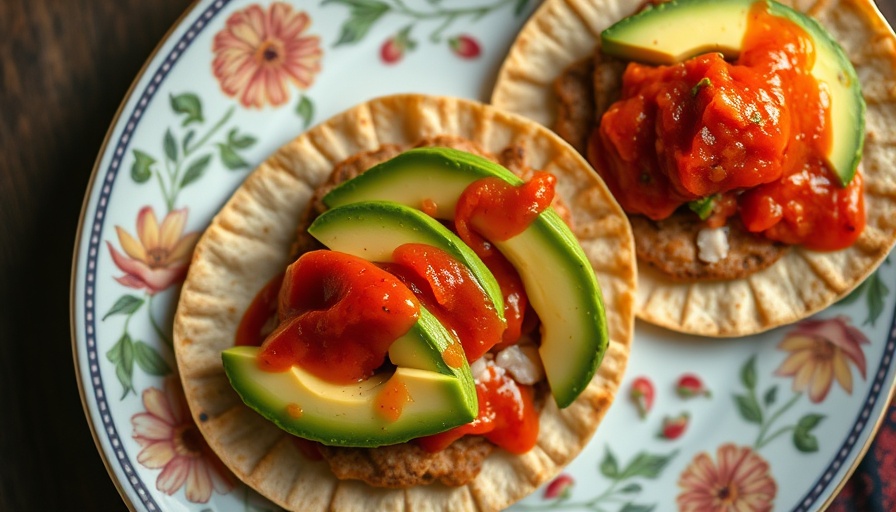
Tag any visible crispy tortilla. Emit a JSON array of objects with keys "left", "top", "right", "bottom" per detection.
[
  {"left": 491, "top": 0, "right": 896, "bottom": 337},
  {"left": 173, "top": 94, "right": 636, "bottom": 511}
]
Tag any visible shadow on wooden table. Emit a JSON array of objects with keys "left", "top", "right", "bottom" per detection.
[{"left": 1, "top": 1, "right": 193, "bottom": 510}]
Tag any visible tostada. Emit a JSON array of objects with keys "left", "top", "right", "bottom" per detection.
[
  {"left": 172, "top": 94, "right": 637, "bottom": 511},
  {"left": 492, "top": 0, "right": 896, "bottom": 336}
]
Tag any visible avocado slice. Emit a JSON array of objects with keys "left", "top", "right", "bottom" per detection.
[
  {"left": 222, "top": 305, "right": 477, "bottom": 447},
  {"left": 307, "top": 200, "right": 504, "bottom": 318},
  {"left": 324, "top": 147, "right": 609, "bottom": 408},
  {"left": 600, "top": 0, "right": 865, "bottom": 186}
]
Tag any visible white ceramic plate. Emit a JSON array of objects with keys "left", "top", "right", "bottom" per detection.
[{"left": 71, "top": 0, "right": 896, "bottom": 510}]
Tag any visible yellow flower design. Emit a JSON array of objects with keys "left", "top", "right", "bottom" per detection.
[
  {"left": 212, "top": 2, "right": 322, "bottom": 108},
  {"left": 775, "top": 316, "right": 869, "bottom": 403},
  {"left": 132, "top": 377, "right": 235, "bottom": 502},
  {"left": 677, "top": 444, "right": 777, "bottom": 512},
  {"left": 107, "top": 206, "right": 199, "bottom": 294}
]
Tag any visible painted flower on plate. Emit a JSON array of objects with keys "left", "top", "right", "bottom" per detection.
[
  {"left": 677, "top": 443, "right": 777, "bottom": 512},
  {"left": 107, "top": 206, "right": 199, "bottom": 294},
  {"left": 775, "top": 316, "right": 869, "bottom": 403},
  {"left": 132, "top": 376, "right": 235, "bottom": 502},
  {"left": 212, "top": 2, "right": 322, "bottom": 108},
  {"left": 544, "top": 474, "right": 575, "bottom": 500}
]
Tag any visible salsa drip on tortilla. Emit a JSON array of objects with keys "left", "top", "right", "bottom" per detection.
[
  {"left": 235, "top": 165, "right": 557, "bottom": 455},
  {"left": 590, "top": 2, "right": 864, "bottom": 252}
]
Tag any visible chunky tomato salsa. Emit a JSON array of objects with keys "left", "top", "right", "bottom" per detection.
[
  {"left": 590, "top": 3, "right": 864, "bottom": 251},
  {"left": 235, "top": 170, "right": 557, "bottom": 453}
]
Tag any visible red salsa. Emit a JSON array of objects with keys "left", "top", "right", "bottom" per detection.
[
  {"left": 235, "top": 271, "right": 284, "bottom": 347},
  {"left": 590, "top": 3, "right": 864, "bottom": 250},
  {"left": 416, "top": 365, "right": 539, "bottom": 454},
  {"left": 384, "top": 243, "right": 505, "bottom": 362},
  {"left": 256, "top": 250, "right": 420, "bottom": 384},
  {"left": 455, "top": 171, "right": 557, "bottom": 243},
  {"left": 454, "top": 171, "right": 556, "bottom": 346},
  {"left": 233, "top": 170, "right": 555, "bottom": 453}
]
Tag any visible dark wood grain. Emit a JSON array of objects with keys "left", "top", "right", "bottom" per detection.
[
  {"left": 0, "top": 0, "right": 193, "bottom": 510},
  {"left": 1, "top": 1, "right": 896, "bottom": 511}
]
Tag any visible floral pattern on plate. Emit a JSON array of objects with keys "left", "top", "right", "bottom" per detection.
[
  {"left": 321, "top": 0, "right": 523, "bottom": 64},
  {"left": 71, "top": 0, "right": 896, "bottom": 511},
  {"left": 524, "top": 311, "right": 889, "bottom": 511},
  {"left": 132, "top": 377, "right": 236, "bottom": 502},
  {"left": 74, "top": 0, "right": 536, "bottom": 510}
]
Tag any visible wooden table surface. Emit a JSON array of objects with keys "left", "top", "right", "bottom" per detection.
[
  {"left": 1, "top": 1, "right": 194, "bottom": 509},
  {"left": 2, "top": 0, "right": 895, "bottom": 511}
]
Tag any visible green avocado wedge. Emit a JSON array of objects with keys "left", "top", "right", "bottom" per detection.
[
  {"left": 323, "top": 147, "right": 609, "bottom": 408},
  {"left": 222, "top": 305, "right": 478, "bottom": 447},
  {"left": 599, "top": 0, "right": 865, "bottom": 187},
  {"left": 307, "top": 200, "right": 504, "bottom": 319}
]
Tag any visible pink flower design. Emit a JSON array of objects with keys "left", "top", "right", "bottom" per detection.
[
  {"left": 658, "top": 412, "right": 690, "bottom": 440},
  {"left": 677, "top": 444, "right": 777, "bottom": 512},
  {"left": 775, "top": 316, "right": 869, "bottom": 403},
  {"left": 544, "top": 473, "right": 574, "bottom": 499},
  {"left": 676, "top": 373, "right": 712, "bottom": 398},
  {"left": 212, "top": 2, "right": 322, "bottom": 108},
  {"left": 380, "top": 27, "right": 416, "bottom": 65},
  {"left": 629, "top": 376, "right": 655, "bottom": 419},
  {"left": 449, "top": 34, "right": 481, "bottom": 59},
  {"left": 132, "top": 377, "right": 235, "bottom": 502},
  {"left": 380, "top": 37, "right": 405, "bottom": 64},
  {"left": 107, "top": 206, "right": 199, "bottom": 294}
]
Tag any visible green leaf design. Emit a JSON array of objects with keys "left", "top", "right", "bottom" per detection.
[
  {"left": 164, "top": 128, "right": 178, "bottom": 163},
  {"left": 838, "top": 269, "right": 890, "bottom": 326},
  {"left": 865, "top": 271, "right": 889, "bottom": 326},
  {"left": 620, "top": 503, "right": 655, "bottom": 512},
  {"left": 734, "top": 394, "right": 763, "bottom": 424},
  {"left": 183, "top": 130, "right": 196, "bottom": 153},
  {"left": 599, "top": 448, "right": 619, "bottom": 478},
  {"left": 620, "top": 483, "right": 642, "bottom": 493},
  {"left": 227, "top": 128, "right": 257, "bottom": 149},
  {"left": 109, "top": 334, "right": 135, "bottom": 399},
  {"left": 619, "top": 452, "right": 677, "bottom": 480},
  {"left": 396, "top": 24, "right": 417, "bottom": 50},
  {"left": 513, "top": 0, "right": 530, "bottom": 16},
  {"left": 838, "top": 279, "right": 867, "bottom": 305},
  {"left": 295, "top": 95, "right": 315, "bottom": 130},
  {"left": 134, "top": 341, "right": 172, "bottom": 376},
  {"left": 106, "top": 335, "right": 123, "bottom": 364},
  {"left": 763, "top": 385, "right": 778, "bottom": 407},
  {"left": 180, "top": 154, "right": 213, "bottom": 188},
  {"left": 324, "top": 0, "right": 391, "bottom": 45},
  {"left": 793, "top": 414, "right": 822, "bottom": 452},
  {"left": 218, "top": 143, "right": 249, "bottom": 170},
  {"left": 797, "top": 413, "right": 824, "bottom": 431},
  {"left": 740, "top": 356, "right": 757, "bottom": 390},
  {"left": 170, "top": 92, "right": 204, "bottom": 126},
  {"left": 130, "top": 150, "right": 155, "bottom": 183},
  {"left": 103, "top": 295, "right": 145, "bottom": 320}
]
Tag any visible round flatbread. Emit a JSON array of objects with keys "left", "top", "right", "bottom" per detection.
[
  {"left": 491, "top": 0, "right": 896, "bottom": 337},
  {"left": 173, "top": 94, "right": 636, "bottom": 511}
]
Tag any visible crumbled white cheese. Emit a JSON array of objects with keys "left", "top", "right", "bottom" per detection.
[
  {"left": 494, "top": 343, "right": 545, "bottom": 385},
  {"left": 470, "top": 356, "right": 490, "bottom": 381},
  {"left": 696, "top": 226, "right": 730, "bottom": 264}
]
